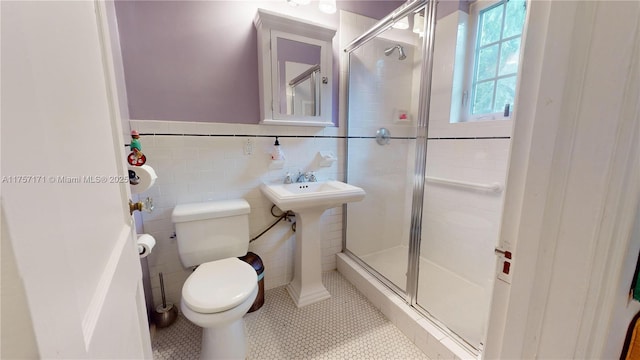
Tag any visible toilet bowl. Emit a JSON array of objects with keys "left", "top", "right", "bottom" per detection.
[
  {"left": 172, "top": 200, "right": 257, "bottom": 360},
  {"left": 181, "top": 258, "right": 258, "bottom": 359}
]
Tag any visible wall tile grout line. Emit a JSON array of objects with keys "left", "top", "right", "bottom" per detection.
[{"left": 141, "top": 133, "right": 510, "bottom": 140}]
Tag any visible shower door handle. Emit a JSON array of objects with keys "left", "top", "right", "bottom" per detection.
[
  {"left": 494, "top": 247, "right": 512, "bottom": 259},
  {"left": 495, "top": 247, "right": 513, "bottom": 283}
]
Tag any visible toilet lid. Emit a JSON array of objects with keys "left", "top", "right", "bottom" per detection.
[{"left": 182, "top": 258, "right": 258, "bottom": 314}]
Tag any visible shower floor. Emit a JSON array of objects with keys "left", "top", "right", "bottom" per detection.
[
  {"left": 359, "top": 245, "right": 488, "bottom": 347},
  {"left": 360, "top": 245, "right": 409, "bottom": 290}
]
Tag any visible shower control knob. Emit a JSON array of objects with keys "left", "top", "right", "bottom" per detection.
[{"left": 376, "top": 128, "right": 391, "bottom": 145}]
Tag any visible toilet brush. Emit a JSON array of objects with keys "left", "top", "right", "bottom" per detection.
[{"left": 153, "top": 272, "right": 178, "bottom": 328}]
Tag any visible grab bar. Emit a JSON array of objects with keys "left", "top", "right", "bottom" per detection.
[{"left": 425, "top": 176, "right": 503, "bottom": 193}]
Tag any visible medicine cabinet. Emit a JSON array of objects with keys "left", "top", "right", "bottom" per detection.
[{"left": 254, "top": 9, "right": 336, "bottom": 127}]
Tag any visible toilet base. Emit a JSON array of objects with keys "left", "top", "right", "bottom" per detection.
[
  {"left": 200, "top": 319, "right": 247, "bottom": 360},
  {"left": 181, "top": 286, "right": 258, "bottom": 360}
]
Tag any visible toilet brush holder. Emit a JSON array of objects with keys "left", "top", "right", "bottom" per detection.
[{"left": 153, "top": 272, "right": 178, "bottom": 328}]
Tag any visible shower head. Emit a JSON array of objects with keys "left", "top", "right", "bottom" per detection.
[
  {"left": 384, "top": 45, "right": 407, "bottom": 60},
  {"left": 397, "top": 46, "right": 406, "bottom": 60}
]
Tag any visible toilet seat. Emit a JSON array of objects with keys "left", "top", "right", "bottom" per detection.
[{"left": 182, "top": 257, "right": 257, "bottom": 314}]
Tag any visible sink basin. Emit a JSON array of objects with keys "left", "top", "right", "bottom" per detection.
[
  {"left": 260, "top": 180, "right": 365, "bottom": 212},
  {"left": 259, "top": 180, "right": 365, "bottom": 307}
]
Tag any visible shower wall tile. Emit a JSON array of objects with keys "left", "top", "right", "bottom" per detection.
[
  {"left": 340, "top": 10, "right": 418, "bottom": 138},
  {"left": 429, "top": 11, "right": 461, "bottom": 128},
  {"left": 417, "top": 138, "right": 510, "bottom": 346},
  {"left": 422, "top": 138, "right": 509, "bottom": 288},
  {"left": 346, "top": 137, "right": 415, "bottom": 256},
  {"left": 340, "top": 10, "right": 423, "bottom": 260},
  {"left": 132, "top": 120, "right": 345, "bottom": 307}
]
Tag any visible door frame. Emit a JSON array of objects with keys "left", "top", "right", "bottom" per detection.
[{"left": 484, "top": 1, "right": 640, "bottom": 358}]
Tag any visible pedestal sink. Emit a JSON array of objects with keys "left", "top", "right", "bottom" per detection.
[{"left": 260, "top": 180, "right": 365, "bottom": 307}]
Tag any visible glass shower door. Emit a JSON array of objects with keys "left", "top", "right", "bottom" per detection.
[
  {"left": 413, "top": 0, "right": 521, "bottom": 348},
  {"left": 345, "top": 24, "right": 423, "bottom": 293},
  {"left": 343, "top": 0, "right": 519, "bottom": 351}
]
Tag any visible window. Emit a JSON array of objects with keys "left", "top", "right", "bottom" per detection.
[{"left": 468, "top": 0, "right": 526, "bottom": 120}]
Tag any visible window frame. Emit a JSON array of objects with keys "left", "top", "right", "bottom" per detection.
[{"left": 460, "top": 0, "right": 525, "bottom": 122}]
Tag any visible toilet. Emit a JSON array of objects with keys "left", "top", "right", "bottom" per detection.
[{"left": 172, "top": 199, "right": 258, "bottom": 360}]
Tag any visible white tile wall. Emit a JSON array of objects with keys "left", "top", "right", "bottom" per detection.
[
  {"left": 345, "top": 138, "right": 415, "bottom": 257},
  {"left": 346, "top": 37, "right": 418, "bottom": 138},
  {"left": 422, "top": 139, "right": 509, "bottom": 284},
  {"left": 340, "top": 11, "right": 421, "bottom": 264},
  {"left": 130, "top": 120, "right": 346, "bottom": 307}
]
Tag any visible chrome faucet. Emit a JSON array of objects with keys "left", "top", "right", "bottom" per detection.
[
  {"left": 295, "top": 171, "right": 317, "bottom": 183},
  {"left": 295, "top": 171, "right": 308, "bottom": 183}
]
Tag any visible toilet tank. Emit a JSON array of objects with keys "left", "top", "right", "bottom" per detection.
[{"left": 172, "top": 199, "right": 251, "bottom": 267}]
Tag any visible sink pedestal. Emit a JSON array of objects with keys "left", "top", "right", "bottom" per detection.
[
  {"left": 259, "top": 180, "right": 365, "bottom": 307},
  {"left": 286, "top": 208, "right": 331, "bottom": 307}
]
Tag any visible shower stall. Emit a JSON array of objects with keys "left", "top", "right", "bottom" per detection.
[{"left": 343, "top": 0, "right": 517, "bottom": 352}]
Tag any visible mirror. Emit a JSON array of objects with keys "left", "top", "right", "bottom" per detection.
[
  {"left": 255, "top": 9, "right": 336, "bottom": 127},
  {"left": 276, "top": 38, "right": 322, "bottom": 116},
  {"left": 286, "top": 62, "right": 320, "bottom": 116}
]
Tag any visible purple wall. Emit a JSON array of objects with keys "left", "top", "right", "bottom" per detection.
[
  {"left": 114, "top": 0, "right": 403, "bottom": 125},
  {"left": 437, "top": 0, "right": 472, "bottom": 18},
  {"left": 336, "top": 0, "right": 405, "bottom": 20}
]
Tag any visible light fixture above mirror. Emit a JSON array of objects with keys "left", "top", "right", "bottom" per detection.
[
  {"left": 318, "top": 0, "right": 337, "bottom": 14},
  {"left": 287, "top": 0, "right": 337, "bottom": 14}
]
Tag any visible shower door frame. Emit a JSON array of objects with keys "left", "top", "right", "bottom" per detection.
[
  {"left": 342, "top": 0, "right": 432, "bottom": 302},
  {"left": 342, "top": 0, "right": 482, "bottom": 353}
]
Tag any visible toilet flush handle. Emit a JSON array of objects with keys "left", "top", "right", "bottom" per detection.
[{"left": 129, "top": 197, "right": 154, "bottom": 215}]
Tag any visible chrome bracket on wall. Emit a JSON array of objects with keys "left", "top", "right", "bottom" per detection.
[{"left": 376, "top": 127, "right": 391, "bottom": 145}]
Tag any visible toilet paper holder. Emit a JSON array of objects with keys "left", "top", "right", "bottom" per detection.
[
  {"left": 137, "top": 234, "right": 156, "bottom": 258},
  {"left": 128, "top": 165, "right": 158, "bottom": 194},
  {"left": 129, "top": 197, "right": 154, "bottom": 215}
]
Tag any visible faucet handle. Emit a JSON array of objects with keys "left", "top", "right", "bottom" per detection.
[
  {"left": 296, "top": 170, "right": 307, "bottom": 183},
  {"left": 308, "top": 172, "right": 317, "bottom": 182},
  {"left": 284, "top": 173, "right": 293, "bottom": 184}
]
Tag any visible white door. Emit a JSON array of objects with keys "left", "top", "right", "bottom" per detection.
[{"left": 1, "top": 1, "right": 152, "bottom": 358}]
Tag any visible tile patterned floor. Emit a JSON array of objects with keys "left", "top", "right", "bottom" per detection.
[
  {"left": 152, "top": 270, "right": 429, "bottom": 359},
  {"left": 152, "top": 313, "right": 201, "bottom": 360}
]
